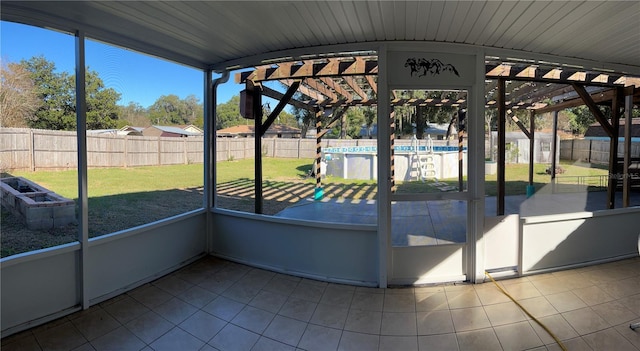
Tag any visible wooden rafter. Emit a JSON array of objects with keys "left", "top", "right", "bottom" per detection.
[
  {"left": 572, "top": 83, "right": 613, "bottom": 137},
  {"left": 303, "top": 78, "right": 339, "bottom": 101},
  {"left": 344, "top": 76, "right": 368, "bottom": 101},
  {"left": 237, "top": 57, "right": 378, "bottom": 83},
  {"left": 319, "top": 77, "right": 353, "bottom": 101}
]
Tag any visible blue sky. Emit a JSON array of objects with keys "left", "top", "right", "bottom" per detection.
[{"left": 1, "top": 21, "right": 242, "bottom": 108}]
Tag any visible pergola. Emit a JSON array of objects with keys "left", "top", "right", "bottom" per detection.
[{"left": 236, "top": 55, "right": 639, "bottom": 214}]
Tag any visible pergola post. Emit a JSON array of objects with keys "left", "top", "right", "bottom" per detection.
[
  {"left": 246, "top": 80, "right": 263, "bottom": 214},
  {"left": 623, "top": 91, "right": 634, "bottom": 207},
  {"left": 528, "top": 110, "right": 535, "bottom": 197},
  {"left": 551, "top": 111, "right": 558, "bottom": 192},
  {"left": 315, "top": 109, "right": 324, "bottom": 200},
  {"left": 496, "top": 78, "right": 506, "bottom": 215},
  {"left": 607, "top": 88, "right": 622, "bottom": 209}
]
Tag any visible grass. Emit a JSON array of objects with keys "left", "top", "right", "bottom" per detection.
[{"left": 1, "top": 158, "right": 610, "bottom": 258}]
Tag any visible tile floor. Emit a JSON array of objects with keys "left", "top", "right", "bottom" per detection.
[{"left": 2, "top": 256, "right": 640, "bottom": 351}]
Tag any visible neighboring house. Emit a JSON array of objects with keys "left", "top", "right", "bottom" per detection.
[
  {"left": 142, "top": 125, "right": 202, "bottom": 137},
  {"left": 583, "top": 118, "right": 640, "bottom": 142},
  {"left": 178, "top": 124, "right": 204, "bottom": 135},
  {"left": 118, "top": 126, "right": 145, "bottom": 136},
  {"left": 361, "top": 123, "right": 456, "bottom": 140},
  {"left": 217, "top": 124, "right": 301, "bottom": 138}
]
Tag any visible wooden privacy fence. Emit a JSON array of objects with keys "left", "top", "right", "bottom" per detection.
[
  {"left": 1, "top": 128, "right": 374, "bottom": 171},
  {"left": 1, "top": 128, "right": 204, "bottom": 171},
  {"left": 560, "top": 139, "right": 640, "bottom": 164}
]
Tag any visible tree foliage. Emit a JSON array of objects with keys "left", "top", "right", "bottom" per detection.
[
  {"left": 0, "top": 61, "right": 41, "bottom": 127},
  {"left": 18, "top": 56, "right": 121, "bottom": 130}
]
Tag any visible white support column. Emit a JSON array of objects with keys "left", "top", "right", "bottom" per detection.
[
  {"left": 75, "top": 30, "right": 89, "bottom": 309},
  {"left": 206, "top": 71, "right": 229, "bottom": 252},
  {"left": 470, "top": 50, "right": 486, "bottom": 283},
  {"left": 376, "top": 44, "right": 390, "bottom": 288}
]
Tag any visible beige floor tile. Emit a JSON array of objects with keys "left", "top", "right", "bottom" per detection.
[
  {"left": 262, "top": 276, "right": 299, "bottom": 296},
  {"left": 152, "top": 297, "right": 198, "bottom": 324},
  {"left": 474, "top": 284, "right": 511, "bottom": 306},
  {"left": 298, "top": 324, "right": 342, "bottom": 351},
  {"left": 89, "top": 326, "right": 145, "bottom": 351},
  {"left": 350, "top": 291, "right": 384, "bottom": 311},
  {"left": 599, "top": 278, "right": 640, "bottom": 299},
  {"left": 278, "top": 296, "right": 318, "bottom": 322},
  {"left": 494, "top": 321, "right": 544, "bottom": 351},
  {"left": 128, "top": 284, "right": 173, "bottom": 308},
  {"left": 102, "top": 295, "right": 151, "bottom": 324},
  {"left": 222, "top": 280, "right": 263, "bottom": 304},
  {"left": 344, "top": 309, "right": 382, "bottom": 334},
  {"left": 124, "top": 311, "right": 173, "bottom": 344},
  {"left": 416, "top": 310, "right": 454, "bottom": 335},
  {"left": 381, "top": 312, "right": 417, "bottom": 336},
  {"left": 618, "top": 293, "right": 640, "bottom": 315},
  {"left": 208, "top": 323, "right": 259, "bottom": 351},
  {"left": 178, "top": 310, "right": 226, "bottom": 342},
  {"left": 562, "top": 307, "right": 610, "bottom": 335},
  {"left": 262, "top": 315, "right": 307, "bottom": 347},
  {"left": 338, "top": 331, "right": 379, "bottom": 351},
  {"left": 379, "top": 335, "right": 418, "bottom": 351},
  {"left": 70, "top": 308, "right": 121, "bottom": 341},
  {"left": 153, "top": 275, "right": 194, "bottom": 296},
  {"left": 529, "top": 314, "right": 578, "bottom": 345},
  {"left": 320, "top": 285, "right": 355, "bottom": 309},
  {"left": 415, "top": 291, "right": 449, "bottom": 311},
  {"left": 249, "top": 290, "right": 288, "bottom": 313},
  {"left": 201, "top": 295, "right": 245, "bottom": 321},
  {"left": 33, "top": 321, "right": 88, "bottom": 351},
  {"left": 591, "top": 300, "right": 637, "bottom": 326},
  {"left": 383, "top": 292, "right": 416, "bottom": 312},
  {"left": 615, "top": 322, "right": 640, "bottom": 349},
  {"left": 450, "top": 307, "right": 491, "bottom": 332},
  {"left": 545, "top": 291, "right": 588, "bottom": 313},
  {"left": 546, "top": 337, "right": 591, "bottom": 351},
  {"left": 483, "top": 301, "right": 527, "bottom": 326},
  {"left": 571, "top": 285, "right": 615, "bottom": 306},
  {"left": 517, "top": 296, "right": 558, "bottom": 319},
  {"left": 446, "top": 289, "right": 482, "bottom": 309},
  {"left": 149, "top": 327, "right": 204, "bottom": 351},
  {"left": 290, "top": 282, "right": 326, "bottom": 303},
  {"left": 310, "top": 304, "right": 349, "bottom": 329},
  {"left": 581, "top": 328, "right": 637, "bottom": 351},
  {"left": 418, "top": 333, "right": 459, "bottom": 351},
  {"left": 252, "top": 336, "right": 296, "bottom": 351},
  {"left": 176, "top": 285, "right": 217, "bottom": 309},
  {"left": 456, "top": 328, "right": 502, "bottom": 351},
  {"left": 503, "top": 281, "right": 542, "bottom": 300},
  {"left": 530, "top": 276, "right": 572, "bottom": 295},
  {"left": 1, "top": 333, "right": 42, "bottom": 351},
  {"left": 231, "top": 305, "right": 275, "bottom": 334}
]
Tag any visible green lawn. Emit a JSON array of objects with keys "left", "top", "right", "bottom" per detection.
[{"left": 1, "top": 158, "right": 609, "bottom": 257}]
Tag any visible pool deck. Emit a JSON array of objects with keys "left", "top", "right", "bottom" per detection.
[{"left": 275, "top": 190, "right": 640, "bottom": 247}]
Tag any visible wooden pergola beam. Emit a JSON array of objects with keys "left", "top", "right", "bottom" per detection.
[
  {"left": 319, "top": 77, "right": 353, "bottom": 101},
  {"left": 261, "top": 85, "right": 315, "bottom": 112},
  {"left": 572, "top": 83, "right": 613, "bottom": 138},
  {"left": 261, "top": 80, "right": 300, "bottom": 136},
  {"left": 344, "top": 76, "right": 369, "bottom": 101},
  {"left": 237, "top": 57, "right": 379, "bottom": 83},
  {"left": 303, "top": 78, "right": 339, "bottom": 101}
]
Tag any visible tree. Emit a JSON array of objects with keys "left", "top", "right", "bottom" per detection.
[
  {"left": 215, "top": 95, "right": 245, "bottom": 129},
  {"left": 118, "top": 101, "right": 150, "bottom": 127},
  {"left": 0, "top": 61, "right": 41, "bottom": 127},
  {"left": 19, "top": 56, "right": 122, "bottom": 130},
  {"left": 20, "top": 56, "right": 75, "bottom": 130},
  {"left": 84, "top": 69, "right": 121, "bottom": 130},
  {"left": 291, "top": 103, "right": 314, "bottom": 138},
  {"left": 566, "top": 106, "right": 598, "bottom": 135}
]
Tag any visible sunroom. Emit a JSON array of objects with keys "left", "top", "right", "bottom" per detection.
[{"left": 1, "top": 1, "right": 639, "bottom": 343}]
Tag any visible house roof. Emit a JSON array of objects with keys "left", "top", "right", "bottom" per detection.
[
  {"left": 217, "top": 124, "right": 301, "bottom": 135},
  {"left": 2, "top": 1, "right": 638, "bottom": 75},
  {"left": 584, "top": 118, "right": 640, "bottom": 138},
  {"left": 148, "top": 125, "right": 201, "bottom": 136}
]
